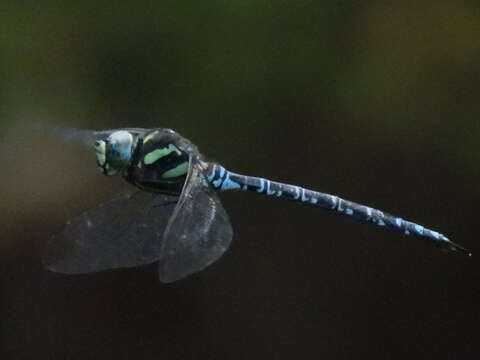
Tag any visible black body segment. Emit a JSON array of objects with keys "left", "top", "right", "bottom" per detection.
[{"left": 207, "top": 164, "right": 470, "bottom": 255}]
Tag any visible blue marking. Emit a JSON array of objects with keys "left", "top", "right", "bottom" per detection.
[
  {"left": 294, "top": 187, "right": 300, "bottom": 200},
  {"left": 212, "top": 166, "right": 225, "bottom": 188},
  {"left": 213, "top": 176, "right": 223, "bottom": 188},
  {"left": 377, "top": 219, "right": 386, "bottom": 226},
  {"left": 220, "top": 172, "right": 241, "bottom": 190},
  {"left": 218, "top": 166, "right": 225, "bottom": 179},
  {"left": 257, "top": 179, "right": 265, "bottom": 193},
  {"left": 337, "top": 200, "right": 344, "bottom": 212},
  {"left": 366, "top": 207, "right": 372, "bottom": 218},
  {"left": 345, "top": 208, "right": 353, "bottom": 215},
  {"left": 395, "top": 218, "right": 403, "bottom": 227},
  {"left": 330, "top": 196, "right": 337, "bottom": 209},
  {"left": 430, "top": 231, "right": 440, "bottom": 240},
  {"left": 266, "top": 181, "right": 276, "bottom": 195},
  {"left": 414, "top": 225, "right": 424, "bottom": 235},
  {"left": 212, "top": 167, "right": 228, "bottom": 188},
  {"left": 301, "top": 188, "right": 309, "bottom": 202}
]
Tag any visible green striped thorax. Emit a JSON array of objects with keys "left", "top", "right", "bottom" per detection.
[
  {"left": 95, "top": 130, "right": 136, "bottom": 176},
  {"left": 135, "top": 129, "right": 191, "bottom": 187}
]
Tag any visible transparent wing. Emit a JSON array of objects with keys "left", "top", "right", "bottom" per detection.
[
  {"left": 44, "top": 191, "right": 178, "bottom": 274},
  {"left": 158, "top": 159, "right": 233, "bottom": 283},
  {"left": 40, "top": 125, "right": 150, "bottom": 148}
]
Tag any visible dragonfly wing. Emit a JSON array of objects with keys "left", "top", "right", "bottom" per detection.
[
  {"left": 158, "top": 159, "right": 233, "bottom": 283},
  {"left": 44, "top": 191, "right": 178, "bottom": 274},
  {"left": 45, "top": 126, "right": 150, "bottom": 147}
]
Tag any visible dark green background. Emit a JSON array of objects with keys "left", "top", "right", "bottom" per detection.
[{"left": 1, "top": 1, "right": 479, "bottom": 359}]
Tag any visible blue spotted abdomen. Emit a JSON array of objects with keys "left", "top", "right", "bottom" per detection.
[{"left": 206, "top": 163, "right": 469, "bottom": 255}]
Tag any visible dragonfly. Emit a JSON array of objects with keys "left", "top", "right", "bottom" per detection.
[{"left": 44, "top": 127, "right": 471, "bottom": 283}]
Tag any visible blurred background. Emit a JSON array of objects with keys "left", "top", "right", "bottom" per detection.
[{"left": 1, "top": 1, "right": 479, "bottom": 359}]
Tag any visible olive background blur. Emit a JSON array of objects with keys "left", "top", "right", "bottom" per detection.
[{"left": 1, "top": 1, "right": 479, "bottom": 359}]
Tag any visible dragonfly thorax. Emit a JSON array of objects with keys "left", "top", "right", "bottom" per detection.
[
  {"left": 124, "top": 129, "right": 191, "bottom": 195},
  {"left": 95, "top": 130, "right": 135, "bottom": 176}
]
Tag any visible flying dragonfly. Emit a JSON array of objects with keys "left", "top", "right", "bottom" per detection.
[{"left": 44, "top": 127, "right": 471, "bottom": 283}]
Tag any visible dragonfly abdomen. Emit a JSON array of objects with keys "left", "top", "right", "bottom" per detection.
[{"left": 207, "top": 163, "right": 470, "bottom": 255}]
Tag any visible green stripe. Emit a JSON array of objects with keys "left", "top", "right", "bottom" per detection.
[
  {"left": 161, "top": 162, "right": 188, "bottom": 178},
  {"left": 143, "top": 130, "right": 158, "bottom": 144},
  {"left": 144, "top": 144, "right": 182, "bottom": 165}
]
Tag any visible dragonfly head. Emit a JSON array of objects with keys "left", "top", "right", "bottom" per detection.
[{"left": 94, "top": 130, "right": 135, "bottom": 175}]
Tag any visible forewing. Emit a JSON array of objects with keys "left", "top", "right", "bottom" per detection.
[
  {"left": 44, "top": 191, "right": 178, "bottom": 274},
  {"left": 158, "top": 160, "right": 233, "bottom": 283}
]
